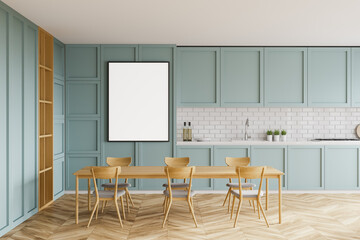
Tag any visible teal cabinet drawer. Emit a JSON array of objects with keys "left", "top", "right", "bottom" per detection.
[
  {"left": 351, "top": 48, "right": 360, "bottom": 106},
  {"left": 221, "top": 48, "right": 263, "bottom": 106},
  {"left": 308, "top": 48, "right": 350, "bottom": 106},
  {"left": 251, "top": 146, "right": 287, "bottom": 190},
  {"left": 325, "top": 146, "right": 359, "bottom": 190},
  {"left": 213, "top": 146, "right": 250, "bottom": 190},
  {"left": 264, "top": 48, "right": 307, "bottom": 106},
  {"left": 288, "top": 146, "right": 324, "bottom": 190},
  {"left": 176, "top": 47, "right": 220, "bottom": 106},
  {"left": 176, "top": 146, "right": 213, "bottom": 190}
]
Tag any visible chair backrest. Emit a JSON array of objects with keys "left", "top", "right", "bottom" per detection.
[
  {"left": 91, "top": 166, "right": 120, "bottom": 199},
  {"left": 164, "top": 166, "right": 195, "bottom": 198},
  {"left": 106, "top": 157, "right": 132, "bottom": 167},
  {"left": 225, "top": 157, "right": 250, "bottom": 167},
  {"left": 236, "top": 166, "right": 265, "bottom": 197},
  {"left": 164, "top": 157, "right": 190, "bottom": 167}
]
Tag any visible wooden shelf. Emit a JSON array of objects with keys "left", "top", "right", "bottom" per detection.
[
  {"left": 38, "top": 27, "right": 53, "bottom": 211},
  {"left": 39, "top": 64, "right": 53, "bottom": 71},
  {"left": 39, "top": 134, "right": 52, "bottom": 138},
  {"left": 39, "top": 100, "right": 52, "bottom": 104}
]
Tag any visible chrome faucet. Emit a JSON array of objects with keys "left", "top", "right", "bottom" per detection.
[{"left": 244, "top": 118, "right": 251, "bottom": 141}]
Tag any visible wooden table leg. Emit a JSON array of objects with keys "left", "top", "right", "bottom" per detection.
[
  {"left": 88, "top": 178, "right": 91, "bottom": 211},
  {"left": 266, "top": 178, "right": 269, "bottom": 210},
  {"left": 76, "top": 176, "right": 79, "bottom": 224},
  {"left": 278, "top": 175, "right": 282, "bottom": 224}
]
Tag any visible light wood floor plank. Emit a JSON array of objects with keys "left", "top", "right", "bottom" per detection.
[{"left": 2, "top": 193, "right": 360, "bottom": 240}]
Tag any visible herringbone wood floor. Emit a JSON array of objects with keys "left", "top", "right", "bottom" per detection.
[{"left": 2, "top": 193, "right": 360, "bottom": 240}]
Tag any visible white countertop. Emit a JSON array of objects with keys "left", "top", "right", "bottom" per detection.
[{"left": 177, "top": 140, "right": 360, "bottom": 146}]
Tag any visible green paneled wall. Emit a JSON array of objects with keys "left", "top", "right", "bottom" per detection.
[
  {"left": 0, "top": 2, "right": 38, "bottom": 237},
  {"left": 53, "top": 38, "right": 65, "bottom": 200},
  {"left": 65, "top": 44, "right": 175, "bottom": 190}
]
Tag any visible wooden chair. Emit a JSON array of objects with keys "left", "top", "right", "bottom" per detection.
[
  {"left": 230, "top": 166, "right": 269, "bottom": 228},
  {"left": 162, "top": 157, "right": 190, "bottom": 207},
  {"left": 223, "top": 157, "right": 256, "bottom": 213},
  {"left": 162, "top": 166, "right": 197, "bottom": 228},
  {"left": 87, "top": 166, "right": 126, "bottom": 228},
  {"left": 102, "top": 157, "right": 135, "bottom": 212}
]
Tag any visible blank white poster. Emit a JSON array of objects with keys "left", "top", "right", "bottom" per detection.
[{"left": 108, "top": 62, "right": 169, "bottom": 141}]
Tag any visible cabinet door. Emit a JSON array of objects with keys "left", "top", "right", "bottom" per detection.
[
  {"left": 325, "top": 146, "right": 359, "bottom": 190},
  {"left": 264, "top": 48, "right": 307, "bottom": 106},
  {"left": 177, "top": 47, "right": 220, "bottom": 106},
  {"left": 288, "top": 146, "right": 324, "bottom": 190},
  {"left": 351, "top": 48, "right": 360, "bottom": 106},
  {"left": 213, "top": 146, "right": 250, "bottom": 190},
  {"left": 221, "top": 48, "right": 263, "bottom": 106},
  {"left": 138, "top": 45, "right": 175, "bottom": 190},
  {"left": 176, "top": 146, "right": 213, "bottom": 190},
  {"left": 251, "top": 146, "right": 287, "bottom": 190},
  {"left": 308, "top": 48, "right": 350, "bottom": 106}
]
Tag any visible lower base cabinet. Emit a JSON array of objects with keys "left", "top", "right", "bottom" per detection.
[
  {"left": 325, "top": 146, "right": 359, "bottom": 190},
  {"left": 288, "top": 146, "right": 324, "bottom": 190},
  {"left": 251, "top": 146, "right": 287, "bottom": 190},
  {"left": 176, "top": 146, "right": 213, "bottom": 190},
  {"left": 213, "top": 146, "right": 250, "bottom": 190}
]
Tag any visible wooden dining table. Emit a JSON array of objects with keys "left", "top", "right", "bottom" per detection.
[{"left": 73, "top": 166, "right": 284, "bottom": 224}]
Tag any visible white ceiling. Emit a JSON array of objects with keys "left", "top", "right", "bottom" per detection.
[{"left": 3, "top": 0, "right": 360, "bottom": 45}]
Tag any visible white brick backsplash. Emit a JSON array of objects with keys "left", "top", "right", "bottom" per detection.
[{"left": 177, "top": 107, "right": 360, "bottom": 142}]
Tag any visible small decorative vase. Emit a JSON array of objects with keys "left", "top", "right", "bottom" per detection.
[
  {"left": 274, "top": 135, "right": 280, "bottom": 142},
  {"left": 281, "top": 135, "right": 287, "bottom": 142},
  {"left": 267, "top": 135, "right": 273, "bottom": 142}
]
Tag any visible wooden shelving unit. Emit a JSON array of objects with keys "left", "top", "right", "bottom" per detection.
[{"left": 38, "top": 27, "right": 54, "bottom": 211}]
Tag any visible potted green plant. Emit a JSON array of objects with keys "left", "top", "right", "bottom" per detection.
[
  {"left": 266, "top": 130, "right": 273, "bottom": 142},
  {"left": 281, "top": 130, "right": 287, "bottom": 142},
  {"left": 274, "top": 130, "right": 280, "bottom": 142}
]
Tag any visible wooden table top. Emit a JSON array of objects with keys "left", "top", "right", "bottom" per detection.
[{"left": 74, "top": 166, "right": 284, "bottom": 179}]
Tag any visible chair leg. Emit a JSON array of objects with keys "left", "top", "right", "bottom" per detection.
[
  {"left": 163, "top": 196, "right": 168, "bottom": 213},
  {"left": 96, "top": 201, "right": 100, "bottom": 220},
  {"left": 126, "top": 193, "right": 130, "bottom": 212},
  {"left": 249, "top": 200, "right": 252, "bottom": 207},
  {"left": 257, "top": 200, "right": 261, "bottom": 219},
  {"left": 223, "top": 188, "right": 230, "bottom": 206},
  {"left": 114, "top": 199, "right": 123, "bottom": 227},
  {"left": 126, "top": 189, "right": 135, "bottom": 207},
  {"left": 87, "top": 200, "right": 99, "bottom": 228},
  {"left": 228, "top": 188, "right": 232, "bottom": 213},
  {"left": 252, "top": 200, "right": 256, "bottom": 213},
  {"left": 101, "top": 200, "right": 106, "bottom": 213},
  {"left": 120, "top": 196, "right": 126, "bottom": 220},
  {"left": 230, "top": 195, "right": 236, "bottom": 220},
  {"left": 162, "top": 199, "right": 172, "bottom": 228},
  {"left": 188, "top": 198, "right": 198, "bottom": 227},
  {"left": 258, "top": 200, "right": 270, "bottom": 228},
  {"left": 233, "top": 198, "right": 243, "bottom": 228}
]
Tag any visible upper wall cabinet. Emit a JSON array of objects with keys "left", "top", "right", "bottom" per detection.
[
  {"left": 221, "top": 48, "right": 263, "bottom": 106},
  {"left": 351, "top": 48, "right": 360, "bottom": 106},
  {"left": 308, "top": 48, "right": 350, "bottom": 107},
  {"left": 176, "top": 47, "right": 220, "bottom": 107},
  {"left": 264, "top": 48, "right": 307, "bottom": 106}
]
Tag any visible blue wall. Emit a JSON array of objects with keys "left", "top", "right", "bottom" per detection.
[{"left": 0, "top": 2, "right": 65, "bottom": 237}]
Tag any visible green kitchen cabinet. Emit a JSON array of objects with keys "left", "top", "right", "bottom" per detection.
[
  {"left": 288, "top": 146, "right": 324, "bottom": 190},
  {"left": 351, "top": 48, "right": 360, "bottom": 106},
  {"left": 308, "top": 48, "right": 350, "bottom": 106},
  {"left": 176, "top": 146, "right": 213, "bottom": 190},
  {"left": 176, "top": 47, "right": 220, "bottom": 107},
  {"left": 221, "top": 48, "right": 263, "bottom": 106},
  {"left": 264, "top": 48, "right": 307, "bottom": 106},
  {"left": 250, "top": 146, "right": 287, "bottom": 190},
  {"left": 213, "top": 146, "right": 250, "bottom": 190},
  {"left": 138, "top": 45, "right": 175, "bottom": 190},
  {"left": 325, "top": 146, "right": 359, "bottom": 190}
]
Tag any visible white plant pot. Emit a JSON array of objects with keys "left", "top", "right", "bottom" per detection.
[
  {"left": 274, "top": 135, "right": 280, "bottom": 142},
  {"left": 267, "top": 135, "right": 273, "bottom": 142},
  {"left": 281, "top": 135, "right": 287, "bottom": 142}
]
